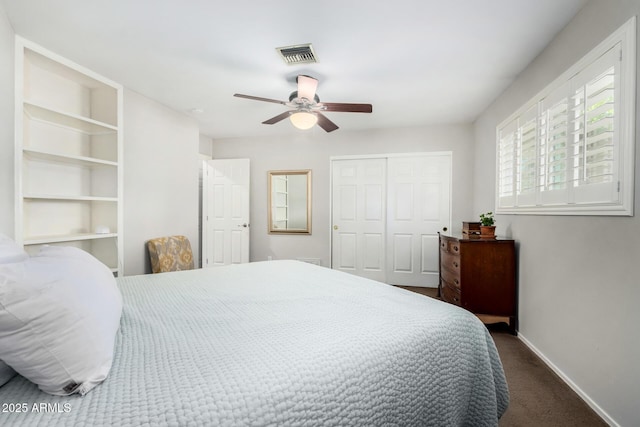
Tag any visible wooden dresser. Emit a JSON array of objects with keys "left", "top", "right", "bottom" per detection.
[{"left": 438, "top": 233, "right": 517, "bottom": 334}]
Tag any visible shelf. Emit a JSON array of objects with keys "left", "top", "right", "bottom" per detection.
[
  {"left": 23, "top": 148, "right": 117, "bottom": 167},
  {"left": 17, "top": 38, "right": 123, "bottom": 275},
  {"left": 24, "top": 101, "right": 118, "bottom": 135},
  {"left": 23, "top": 194, "right": 118, "bottom": 202},
  {"left": 24, "top": 232, "right": 117, "bottom": 245}
]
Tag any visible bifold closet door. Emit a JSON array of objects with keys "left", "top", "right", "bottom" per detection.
[
  {"left": 331, "top": 158, "right": 387, "bottom": 282},
  {"left": 386, "top": 154, "right": 451, "bottom": 287}
]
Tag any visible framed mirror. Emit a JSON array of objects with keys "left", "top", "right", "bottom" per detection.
[{"left": 268, "top": 170, "right": 311, "bottom": 234}]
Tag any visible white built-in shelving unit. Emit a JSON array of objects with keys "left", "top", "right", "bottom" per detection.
[{"left": 14, "top": 36, "right": 123, "bottom": 274}]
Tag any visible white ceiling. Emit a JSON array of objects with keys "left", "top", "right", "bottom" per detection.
[{"left": 2, "top": 0, "right": 588, "bottom": 139}]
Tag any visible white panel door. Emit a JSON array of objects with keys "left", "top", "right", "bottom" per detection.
[
  {"left": 386, "top": 154, "right": 451, "bottom": 286},
  {"left": 202, "top": 159, "right": 250, "bottom": 267},
  {"left": 331, "top": 158, "right": 386, "bottom": 282}
]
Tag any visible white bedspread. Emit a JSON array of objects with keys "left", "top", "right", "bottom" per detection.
[{"left": 0, "top": 260, "right": 508, "bottom": 426}]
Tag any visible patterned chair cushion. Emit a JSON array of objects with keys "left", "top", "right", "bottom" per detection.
[{"left": 147, "top": 236, "right": 194, "bottom": 274}]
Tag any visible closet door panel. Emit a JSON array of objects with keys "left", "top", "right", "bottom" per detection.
[
  {"left": 391, "top": 233, "right": 413, "bottom": 273},
  {"left": 421, "top": 234, "right": 440, "bottom": 273},
  {"left": 363, "top": 233, "right": 384, "bottom": 271},
  {"left": 338, "top": 185, "right": 357, "bottom": 220},
  {"left": 386, "top": 154, "right": 451, "bottom": 287},
  {"left": 331, "top": 159, "right": 386, "bottom": 281},
  {"left": 335, "top": 232, "right": 357, "bottom": 270},
  {"left": 364, "top": 184, "right": 383, "bottom": 220}
]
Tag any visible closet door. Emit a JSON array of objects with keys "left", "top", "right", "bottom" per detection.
[
  {"left": 331, "top": 158, "right": 386, "bottom": 281},
  {"left": 386, "top": 154, "right": 451, "bottom": 286},
  {"left": 331, "top": 153, "right": 451, "bottom": 287}
]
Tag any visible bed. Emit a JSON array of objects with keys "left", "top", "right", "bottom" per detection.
[{"left": 1, "top": 259, "right": 508, "bottom": 426}]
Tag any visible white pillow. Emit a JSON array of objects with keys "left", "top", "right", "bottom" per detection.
[
  {"left": 0, "top": 234, "right": 24, "bottom": 387},
  {"left": 0, "top": 234, "right": 28, "bottom": 264},
  {"left": 0, "top": 246, "right": 122, "bottom": 396}
]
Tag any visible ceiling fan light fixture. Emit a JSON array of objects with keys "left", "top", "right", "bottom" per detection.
[
  {"left": 289, "top": 111, "right": 317, "bottom": 130},
  {"left": 234, "top": 74, "right": 372, "bottom": 132}
]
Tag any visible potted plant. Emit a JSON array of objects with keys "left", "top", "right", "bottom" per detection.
[{"left": 479, "top": 212, "right": 496, "bottom": 239}]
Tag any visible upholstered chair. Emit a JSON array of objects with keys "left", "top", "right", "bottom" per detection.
[{"left": 147, "top": 235, "right": 194, "bottom": 273}]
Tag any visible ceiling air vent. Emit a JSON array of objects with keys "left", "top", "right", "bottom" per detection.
[{"left": 276, "top": 44, "right": 318, "bottom": 65}]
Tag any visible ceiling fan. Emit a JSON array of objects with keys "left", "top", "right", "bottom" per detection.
[{"left": 233, "top": 75, "right": 372, "bottom": 132}]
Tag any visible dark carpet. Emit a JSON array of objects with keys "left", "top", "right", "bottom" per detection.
[{"left": 396, "top": 286, "right": 607, "bottom": 426}]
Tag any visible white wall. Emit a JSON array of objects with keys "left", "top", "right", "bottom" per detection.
[
  {"left": 0, "top": 5, "right": 14, "bottom": 237},
  {"left": 212, "top": 124, "right": 475, "bottom": 267},
  {"left": 473, "top": 1, "right": 640, "bottom": 425},
  {"left": 122, "top": 89, "right": 200, "bottom": 276},
  {"left": 199, "top": 134, "right": 213, "bottom": 158},
  {"left": 0, "top": 2, "right": 202, "bottom": 274}
]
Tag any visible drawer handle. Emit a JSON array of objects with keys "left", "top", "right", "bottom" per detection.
[
  {"left": 454, "top": 279, "right": 459, "bottom": 285},
  {"left": 441, "top": 243, "right": 445, "bottom": 248},
  {"left": 453, "top": 261, "right": 458, "bottom": 268},
  {"left": 454, "top": 297, "right": 459, "bottom": 302},
  {"left": 453, "top": 245, "right": 459, "bottom": 251}
]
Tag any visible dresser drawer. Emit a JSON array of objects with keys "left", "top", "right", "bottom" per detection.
[
  {"left": 440, "top": 250, "right": 460, "bottom": 273},
  {"left": 439, "top": 237, "right": 461, "bottom": 254},
  {"left": 441, "top": 267, "right": 461, "bottom": 289},
  {"left": 441, "top": 280, "right": 461, "bottom": 306}
]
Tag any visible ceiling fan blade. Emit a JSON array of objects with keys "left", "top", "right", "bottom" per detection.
[
  {"left": 319, "top": 102, "right": 373, "bottom": 113},
  {"left": 234, "top": 93, "right": 287, "bottom": 105},
  {"left": 316, "top": 112, "right": 339, "bottom": 132},
  {"left": 262, "top": 111, "right": 292, "bottom": 125},
  {"left": 297, "top": 75, "right": 318, "bottom": 102}
]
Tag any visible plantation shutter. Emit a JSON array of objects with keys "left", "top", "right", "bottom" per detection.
[
  {"left": 539, "top": 81, "right": 570, "bottom": 205},
  {"left": 570, "top": 44, "right": 620, "bottom": 205},
  {"left": 494, "top": 15, "right": 633, "bottom": 216},
  {"left": 516, "top": 104, "right": 538, "bottom": 206},
  {"left": 497, "top": 118, "right": 517, "bottom": 209}
]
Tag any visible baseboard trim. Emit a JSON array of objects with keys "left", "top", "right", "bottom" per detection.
[{"left": 517, "top": 333, "right": 618, "bottom": 427}]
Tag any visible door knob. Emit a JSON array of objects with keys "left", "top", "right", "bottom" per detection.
[
  {"left": 442, "top": 226, "right": 448, "bottom": 231},
  {"left": 238, "top": 223, "right": 249, "bottom": 228},
  {"left": 333, "top": 225, "right": 339, "bottom": 230}
]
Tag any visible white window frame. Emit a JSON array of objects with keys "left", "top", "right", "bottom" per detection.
[{"left": 496, "top": 17, "right": 636, "bottom": 216}]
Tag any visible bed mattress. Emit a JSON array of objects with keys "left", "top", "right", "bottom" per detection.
[{"left": 0, "top": 260, "right": 508, "bottom": 426}]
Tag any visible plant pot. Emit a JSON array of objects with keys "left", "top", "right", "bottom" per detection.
[{"left": 480, "top": 225, "right": 496, "bottom": 239}]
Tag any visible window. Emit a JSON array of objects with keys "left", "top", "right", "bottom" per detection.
[{"left": 496, "top": 17, "right": 635, "bottom": 215}]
